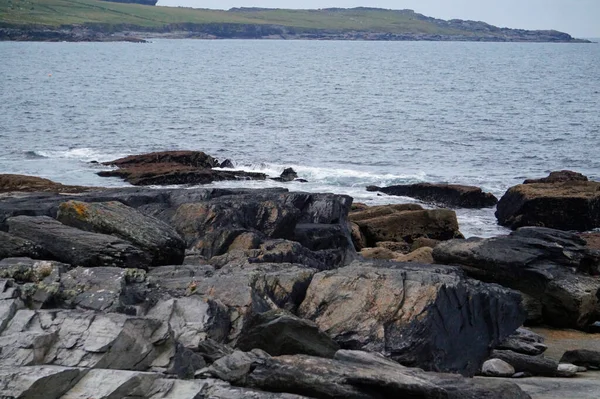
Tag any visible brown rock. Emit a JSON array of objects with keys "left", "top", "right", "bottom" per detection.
[
  {"left": 496, "top": 179, "right": 600, "bottom": 231},
  {"left": 524, "top": 170, "right": 588, "bottom": 184},
  {"left": 359, "top": 247, "right": 397, "bottom": 260},
  {"left": 376, "top": 241, "right": 411, "bottom": 253},
  {"left": 348, "top": 222, "right": 366, "bottom": 250},
  {"left": 581, "top": 233, "right": 600, "bottom": 250},
  {"left": 394, "top": 247, "right": 434, "bottom": 264},
  {"left": 349, "top": 204, "right": 463, "bottom": 247},
  {"left": 98, "top": 151, "right": 266, "bottom": 186},
  {"left": 0, "top": 174, "right": 87, "bottom": 194},
  {"left": 367, "top": 183, "right": 498, "bottom": 208},
  {"left": 411, "top": 237, "right": 441, "bottom": 251}
]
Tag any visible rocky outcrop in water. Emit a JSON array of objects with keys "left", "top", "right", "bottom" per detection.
[
  {"left": 367, "top": 183, "right": 498, "bottom": 208},
  {"left": 98, "top": 150, "right": 266, "bottom": 185},
  {"left": 496, "top": 171, "right": 600, "bottom": 231}
]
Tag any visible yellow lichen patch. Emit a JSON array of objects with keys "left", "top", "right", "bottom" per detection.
[{"left": 69, "top": 200, "right": 90, "bottom": 219}]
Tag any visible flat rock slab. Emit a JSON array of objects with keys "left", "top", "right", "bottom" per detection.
[
  {"left": 367, "top": 182, "right": 498, "bottom": 208},
  {"left": 480, "top": 373, "right": 600, "bottom": 399},
  {"left": 7, "top": 215, "right": 152, "bottom": 269}
]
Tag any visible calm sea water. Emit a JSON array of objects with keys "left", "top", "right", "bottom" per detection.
[{"left": 1, "top": 40, "right": 599, "bottom": 237}]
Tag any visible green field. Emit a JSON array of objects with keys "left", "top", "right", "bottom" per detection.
[{"left": 0, "top": 0, "right": 465, "bottom": 35}]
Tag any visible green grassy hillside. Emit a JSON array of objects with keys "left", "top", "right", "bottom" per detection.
[{"left": 0, "top": 0, "right": 464, "bottom": 35}]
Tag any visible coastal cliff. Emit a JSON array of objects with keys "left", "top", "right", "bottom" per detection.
[{"left": 0, "top": 2, "right": 591, "bottom": 42}]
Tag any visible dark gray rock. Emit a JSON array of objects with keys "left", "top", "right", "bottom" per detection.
[
  {"left": 490, "top": 350, "right": 558, "bottom": 377},
  {"left": 236, "top": 309, "right": 340, "bottom": 358},
  {"left": 367, "top": 182, "right": 498, "bottom": 208},
  {"left": 57, "top": 200, "right": 185, "bottom": 266},
  {"left": 299, "top": 260, "right": 525, "bottom": 376},
  {"left": 270, "top": 167, "right": 298, "bottom": 182},
  {"left": 201, "top": 349, "right": 531, "bottom": 399},
  {"left": 0, "top": 231, "right": 51, "bottom": 261},
  {"left": 560, "top": 349, "right": 600, "bottom": 369},
  {"left": 433, "top": 227, "right": 600, "bottom": 329},
  {"left": 7, "top": 216, "right": 152, "bottom": 269},
  {"left": 496, "top": 328, "right": 547, "bottom": 356}
]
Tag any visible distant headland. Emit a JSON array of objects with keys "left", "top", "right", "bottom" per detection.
[{"left": 0, "top": 1, "right": 592, "bottom": 43}]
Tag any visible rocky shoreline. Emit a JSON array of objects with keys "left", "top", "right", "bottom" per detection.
[
  {"left": 0, "top": 24, "right": 592, "bottom": 43},
  {"left": 1, "top": 152, "right": 599, "bottom": 398}
]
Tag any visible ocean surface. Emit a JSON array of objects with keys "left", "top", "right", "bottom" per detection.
[{"left": 1, "top": 39, "right": 599, "bottom": 238}]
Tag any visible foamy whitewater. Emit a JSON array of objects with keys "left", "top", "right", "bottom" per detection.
[{"left": 1, "top": 40, "right": 599, "bottom": 238}]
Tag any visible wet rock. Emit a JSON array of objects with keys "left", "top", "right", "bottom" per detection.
[
  {"left": 201, "top": 349, "right": 531, "bottom": 399},
  {"left": 0, "top": 174, "right": 87, "bottom": 194},
  {"left": 99, "top": 151, "right": 266, "bottom": 185},
  {"left": 236, "top": 309, "right": 340, "bottom": 358},
  {"left": 481, "top": 359, "right": 516, "bottom": 377},
  {"left": 349, "top": 204, "right": 463, "bottom": 247},
  {"left": 271, "top": 167, "right": 298, "bottom": 182},
  {"left": 57, "top": 200, "right": 185, "bottom": 266},
  {"left": 490, "top": 350, "right": 558, "bottom": 377},
  {"left": 560, "top": 349, "right": 600, "bottom": 368},
  {"left": 7, "top": 216, "right": 152, "bottom": 269},
  {"left": 367, "top": 182, "right": 498, "bottom": 208},
  {"left": 496, "top": 172, "right": 600, "bottom": 231},
  {"left": 104, "top": 150, "right": 221, "bottom": 169},
  {"left": 433, "top": 227, "right": 600, "bottom": 329},
  {"left": 299, "top": 260, "right": 525, "bottom": 376},
  {"left": 496, "top": 328, "right": 547, "bottom": 356},
  {"left": 219, "top": 159, "right": 235, "bottom": 168},
  {"left": 0, "top": 231, "right": 51, "bottom": 260}
]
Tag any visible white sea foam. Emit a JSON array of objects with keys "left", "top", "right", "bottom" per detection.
[{"left": 34, "top": 147, "right": 127, "bottom": 163}]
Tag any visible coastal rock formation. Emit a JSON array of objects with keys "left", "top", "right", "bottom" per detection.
[
  {"left": 7, "top": 216, "right": 152, "bottom": 269},
  {"left": 433, "top": 227, "right": 600, "bottom": 329},
  {"left": 0, "top": 174, "right": 86, "bottom": 193},
  {"left": 560, "top": 350, "right": 600, "bottom": 368},
  {"left": 496, "top": 171, "right": 600, "bottom": 231},
  {"left": 98, "top": 151, "right": 266, "bottom": 185},
  {"left": 298, "top": 260, "right": 525, "bottom": 376},
  {"left": 57, "top": 200, "right": 186, "bottom": 266},
  {"left": 0, "top": 181, "right": 536, "bottom": 397},
  {"left": 367, "top": 183, "right": 498, "bottom": 208},
  {"left": 349, "top": 203, "right": 463, "bottom": 248}
]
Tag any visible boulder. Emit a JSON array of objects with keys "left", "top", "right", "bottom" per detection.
[
  {"left": 236, "top": 309, "right": 339, "bottom": 358},
  {"left": 560, "top": 349, "right": 600, "bottom": 368},
  {"left": 481, "top": 359, "right": 516, "bottom": 377},
  {"left": 298, "top": 260, "right": 525, "bottom": 376},
  {"left": 0, "top": 365, "right": 86, "bottom": 398},
  {"left": 524, "top": 170, "right": 588, "bottom": 184},
  {"left": 349, "top": 204, "right": 463, "bottom": 247},
  {"left": 0, "top": 174, "right": 86, "bottom": 194},
  {"left": 7, "top": 216, "right": 152, "bottom": 269},
  {"left": 98, "top": 151, "right": 266, "bottom": 185},
  {"left": 490, "top": 350, "right": 558, "bottom": 377},
  {"left": 377, "top": 240, "right": 411, "bottom": 252},
  {"left": 0, "top": 230, "right": 50, "bottom": 260},
  {"left": 581, "top": 232, "right": 600, "bottom": 250},
  {"left": 556, "top": 363, "right": 579, "bottom": 377},
  {"left": 271, "top": 167, "right": 298, "bottom": 182},
  {"left": 367, "top": 183, "right": 498, "bottom": 208},
  {"left": 496, "top": 172, "right": 600, "bottom": 230},
  {"left": 394, "top": 247, "right": 434, "bottom": 264},
  {"left": 57, "top": 200, "right": 186, "bottom": 266},
  {"left": 359, "top": 247, "right": 397, "bottom": 260},
  {"left": 496, "top": 328, "right": 547, "bottom": 356},
  {"left": 201, "top": 349, "right": 531, "bottom": 399},
  {"left": 433, "top": 227, "right": 600, "bottom": 329}
]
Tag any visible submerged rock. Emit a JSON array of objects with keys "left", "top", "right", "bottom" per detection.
[
  {"left": 270, "top": 167, "right": 299, "bottom": 182},
  {"left": 367, "top": 182, "right": 498, "bottom": 208}
]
